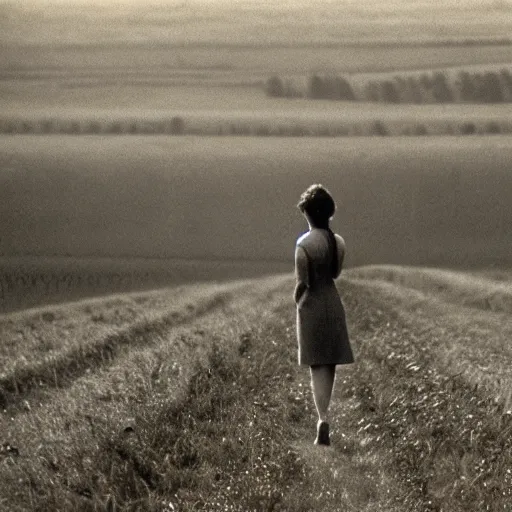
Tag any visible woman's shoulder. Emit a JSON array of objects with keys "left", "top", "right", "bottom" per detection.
[
  {"left": 334, "top": 233, "right": 346, "bottom": 253},
  {"left": 296, "top": 231, "right": 310, "bottom": 246},
  {"left": 334, "top": 233, "right": 345, "bottom": 245}
]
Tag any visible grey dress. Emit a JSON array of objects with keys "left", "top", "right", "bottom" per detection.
[{"left": 295, "top": 228, "right": 354, "bottom": 366}]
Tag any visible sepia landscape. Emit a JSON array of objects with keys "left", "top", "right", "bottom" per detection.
[{"left": 1, "top": 0, "right": 512, "bottom": 510}]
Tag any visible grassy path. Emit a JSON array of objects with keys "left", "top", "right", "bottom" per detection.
[{"left": 0, "top": 268, "right": 511, "bottom": 511}]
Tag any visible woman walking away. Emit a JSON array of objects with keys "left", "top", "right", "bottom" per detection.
[{"left": 294, "top": 184, "right": 354, "bottom": 446}]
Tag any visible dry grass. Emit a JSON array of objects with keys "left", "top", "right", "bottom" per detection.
[
  {"left": 347, "top": 265, "right": 512, "bottom": 314},
  {"left": 347, "top": 266, "right": 512, "bottom": 414},
  {"left": 341, "top": 274, "right": 512, "bottom": 511},
  {"left": 2, "top": 267, "right": 512, "bottom": 511},
  {"left": 0, "top": 281, "right": 242, "bottom": 410}
]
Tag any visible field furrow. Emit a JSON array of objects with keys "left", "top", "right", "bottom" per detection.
[
  {"left": 0, "top": 274, "right": 292, "bottom": 511},
  {"left": 0, "top": 269, "right": 510, "bottom": 511},
  {"left": 346, "top": 271, "right": 512, "bottom": 399},
  {"left": 0, "top": 282, "right": 230, "bottom": 366},
  {"left": 338, "top": 277, "right": 512, "bottom": 511},
  {"left": 0, "top": 282, "right": 246, "bottom": 411},
  {"left": 347, "top": 265, "right": 512, "bottom": 314}
]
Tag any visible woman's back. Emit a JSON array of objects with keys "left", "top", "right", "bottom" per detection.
[{"left": 296, "top": 229, "right": 345, "bottom": 286}]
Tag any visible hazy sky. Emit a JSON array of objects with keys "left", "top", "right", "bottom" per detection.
[{"left": 11, "top": 0, "right": 510, "bottom": 4}]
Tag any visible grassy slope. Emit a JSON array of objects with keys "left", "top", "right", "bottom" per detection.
[
  {"left": 1, "top": 267, "right": 511, "bottom": 511},
  {"left": 1, "top": 136, "right": 511, "bottom": 268},
  {"left": 0, "top": 256, "right": 291, "bottom": 314}
]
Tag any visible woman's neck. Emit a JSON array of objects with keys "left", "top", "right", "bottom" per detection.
[{"left": 308, "top": 223, "right": 329, "bottom": 231}]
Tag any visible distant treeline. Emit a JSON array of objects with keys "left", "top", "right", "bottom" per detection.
[
  {"left": 1, "top": 115, "right": 512, "bottom": 137},
  {"left": 265, "top": 68, "right": 512, "bottom": 104}
]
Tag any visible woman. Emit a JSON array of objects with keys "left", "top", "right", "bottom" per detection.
[{"left": 294, "top": 184, "right": 354, "bottom": 446}]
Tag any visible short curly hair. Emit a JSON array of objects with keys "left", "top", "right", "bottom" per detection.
[{"left": 297, "top": 184, "right": 336, "bottom": 228}]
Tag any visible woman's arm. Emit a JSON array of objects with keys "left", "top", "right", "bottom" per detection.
[
  {"left": 335, "top": 234, "right": 346, "bottom": 278},
  {"left": 294, "top": 245, "right": 309, "bottom": 303}
]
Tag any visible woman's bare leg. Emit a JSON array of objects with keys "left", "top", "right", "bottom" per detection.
[{"left": 310, "top": 364, "right": 336, "bottom": 422}]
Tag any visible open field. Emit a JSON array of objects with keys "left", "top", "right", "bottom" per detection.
[
  {"left": 2, "top": 135, "right": 511, "bottom": 267},
  {"left": 0, "top": 256, "right": 291, "bottom": 314},
  {"left": 1, "top": 2, "right": 511, "bottom": 510},
  {"left": 3, "top": 0, "right": 512, "bottom": 137},
  {"left": 3, "top": 91, "right": 512, "bottom": 136},
  {"left": 1, "top": 267, "right": 511, "bottom": 511},
  {"left": 3, "top": 0, "right": 512, "bottom": 48}
]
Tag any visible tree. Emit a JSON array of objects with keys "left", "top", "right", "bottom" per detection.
[
  {"left": 308, "top": 74, "right": 325, "bottom": 99},
  {"left": 371, "top": 120, "right": 388, "bottom": 136},
  {"left": 265, "top": 75, "right": 284, "bottom": 98},
  {"left": 460, "top": 122, "right": 476, "bottom": 135},
  {"left": 419, "top": 73, "right": 434, "bottom": 102},
  {"left": 499, "top": 68, "right": 512, "bottom": 99},
  {"left": 394, "top": 76, "right": 408, "bottom": 103},
  {"left": 380, "top": 80, "right": 400, "bottom": 103},
  {"left": 406, "top": 77, "right": 423, "bottom": 104},
  {"left": 322, "top": 76, "right": 339, "bottom": 99},
  {"left": 419, "top": 73, "right": 433, "bottom": 90},
  {"left": 365, "top": 81, "right": 380, "bottom": 102},
  {"left": 456, "top": 71, "right": 475, "bottom": 102},
  {"left": 432, "top": 71, "right": 454, "bottom": 103},
  {"left": 477, "top": 72, "right": 504, "bottom": 103},
  {"left": 335, "top": 76, "right": 356, "bottom": 100},
  {"left": 486, "top": 121, "right": 501, "bottom": 134}
]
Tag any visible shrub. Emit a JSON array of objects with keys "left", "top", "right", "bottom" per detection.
[
  {"left": 20, "top": 121, "right": 32, "bottom": 134},
  {"left": 331, "top": 124, "right": 349, "bottom": 136},
  {"left": 351, "top": 124, "right": 363, "bottom": 136},
  {"left": 413, "top": 124, "right": 428, "bottom": 136},
  {"left": 127, "top": 121, "right": 139, "bottom": 134},
  {"left": 255, "top": 125, "right": 270, "bottom": 136},
  {"left": 460, "top": 122, "right": 476, "bottom": 135},
  {"left": 265, "top": 75, "right": 285, "bottom": 98},
  {"left": 317, "top": 125, "right": 332, "bottom": 137},
  {"left": 419, "top": 73, "right": 435, "bottom": 102},
  {"left": 371, "top": 120, "right": 388, "bottom": 136},
  {"left": 486, "top": 121, "right": 501, "bottom": 134},
  {"left": 69, "top": 121, "right": 82, "bottom": 134},
  {"left": 289, "top": 125, "right": 308, "bottom": 136},
  {"left": 86, "top": 121, "right": 102, "bottom": 134},
  {"left": 108, "top": 122, "right": 123, "bottom": 134},
  {"left": 419, "top": 73, "right": 433, "bottom": 91},
  {"left": 336, "top": 76, "right": 356, "bottom": 100},
  {"left": 170, "top": 116, "right": 185, "bottom": 135},
  {"left": 40, "top": 120, "right": 54, "bottom": 133}
]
